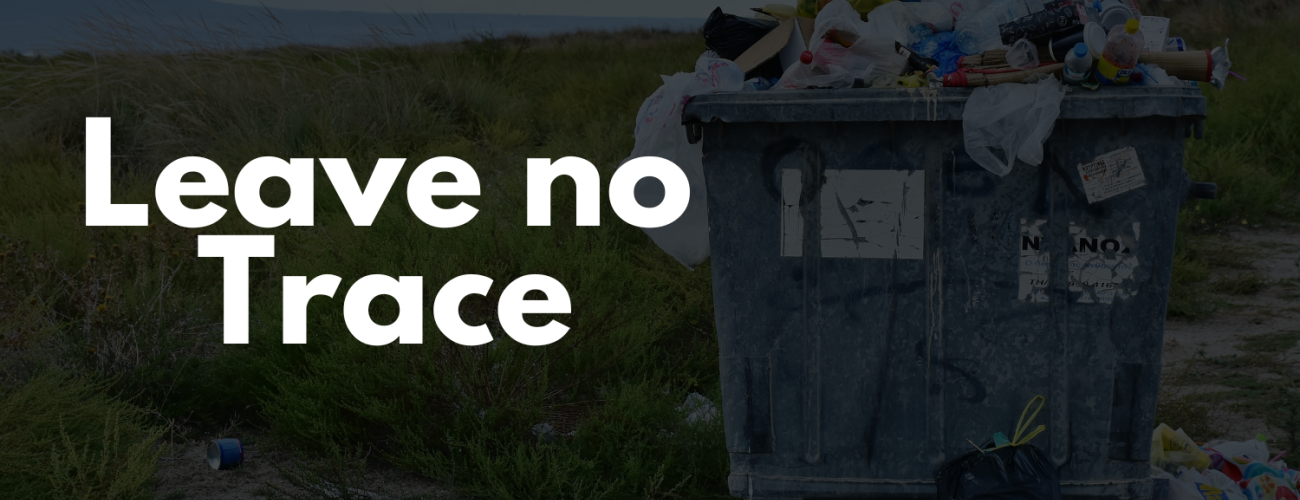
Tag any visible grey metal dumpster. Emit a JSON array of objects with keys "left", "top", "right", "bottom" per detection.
[{"left": 682, "top": 86, "right": 1212, "bottom": 500}]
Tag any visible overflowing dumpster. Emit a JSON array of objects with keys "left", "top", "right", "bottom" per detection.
[{"left": 683, "top": 86, "right": 1215, "bottom": 499}]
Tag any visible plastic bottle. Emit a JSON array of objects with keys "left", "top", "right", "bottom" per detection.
[
  {"left": 953, "top": 0, "right": 1045, "bottom": 55},
  {"left": 1062, "top": 42, "right": 1093, "bottom": 84},
  {"left": 742, "top": 77, "right": 777, "bottom": 92},
  {"left": 1096, "top": 18, "right": 1143, "bottom": 85}
]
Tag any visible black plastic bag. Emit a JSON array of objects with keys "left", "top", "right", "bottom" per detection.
[
  {"left": 701, "top": 7, "right": 784, "bottom": 79},
  {"left": 935, "top": 444, "right": 1061, "bottom": 500}
]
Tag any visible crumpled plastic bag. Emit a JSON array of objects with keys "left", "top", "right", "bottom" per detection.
[
  {"left": 865, "top": 0, "right": 955, "bottom": 46},
  {"left": 1242, "top": 474, "right": 1300, "bottom": 500},
  {"left": 1007, "top": 38, "right": 1039, "bottom": 70},
  {"left": 936, "top": 444, "right": 1061, "bottom": 500},
  {"left": 961, "top": 75, "right": 1066, "bottom": 176},
  {"left": 1153, "top": 466, "right": 1249, "bottom": 500},
  {"left": 1206, "top": 438, "right": 1271, "bottom": 465},
  {"left": 624, "top": 55, "right": 745, "bottom": 268},
  {"left": 1151, "top": 423, "right": 1213, "bottom": 473},
  {"left": 775, "top": 0, "right": 908, "bottom": 90},
  {"left": 912, "top": 31, "right": 964, "bottom": 76},
  {"left": 1210, "top": 40, "right": 1231, "bottom": 91}
]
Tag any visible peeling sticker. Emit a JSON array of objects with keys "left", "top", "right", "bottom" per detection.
[
  {"left": 1018, "top": 219, "right": 1050, "bottom": 303},
  {"left": 1068, "top": 223, "right": 1140, "bottom": 304},
  {"left": 780, "top": 169, "right": 925, "bottom": 259},
  {"left": 1078, "top": 147, "right": 1146, "bottom": 203},
  {"left": 1015, "top": 221, "right": 1141, "bottom": 304}
]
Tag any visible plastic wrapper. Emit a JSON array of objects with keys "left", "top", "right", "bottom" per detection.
[
  {"left": 1242, "top": 474, "right": 1300, "bottom": 500},
  {"left": 1152, "top": 423, "right": 1213, "bottom": 473},
  {"left": 1206, "top": 438, "right": 1270, "bottom": 464},
  {"left": 1153, "top": 467, "right": 1248, "bottom": 500},
  {"left": 865, "top": 0, "right": 955, "bottom": 46},
  {"left": 775, "top": 0, "right": 908, "bottom": 90},
  {"left": 624, "top": 55, "right": 745, "bottom": 268},
  {"left": 1210, "top": 40, "right": 1232, "bottom": 91},
  {"left": 936, "top": 444, "right": 1061, "bottom": 500},
  {"left": 1007, "top": 38, "right": 1040, "bottom": 70},
  {"left": 961, "top": 75, "right": 1066, "bottom": 175},
  {"left": 912, "top": 31, "right": 964, "bottom": 77}
]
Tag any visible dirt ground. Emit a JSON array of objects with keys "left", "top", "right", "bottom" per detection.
[
  {"left": 152, "top": 439, "right": 458, "bottom": 500},
  {"left": 1161, "top": 222, "right": 1300, "bottom": 442}
]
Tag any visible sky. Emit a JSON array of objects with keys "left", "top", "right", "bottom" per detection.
[
  {"left": 3, "top": 0, "right": 732, "bottom": 52},
  {"left": 212, "top": 0, "right": 753, "bottom": 19}
]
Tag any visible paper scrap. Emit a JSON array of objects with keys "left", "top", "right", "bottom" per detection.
[{"left": 1078, "top": 147, "right": 1146, "bottom": 203}]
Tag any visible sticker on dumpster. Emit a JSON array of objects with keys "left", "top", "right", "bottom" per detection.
[
  {"left": 1019, "top": 219, "right": 1050, "bottom": 303},
  {"left": 1068, "top": 222, "right": 1141, "bottom": 304},
  {"left": 781, "top": 169, "right": 924, "bottom": 259},
  {"left": 1016, "top": 220, "right": 1142, "bottom": 304},
  {"left": 1078, "top": 147, "right": 1146, "bottom": 203}
]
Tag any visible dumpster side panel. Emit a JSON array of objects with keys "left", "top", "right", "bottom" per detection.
[{"left": 698, "top": 89, "right": 1200, "bottom": 500}]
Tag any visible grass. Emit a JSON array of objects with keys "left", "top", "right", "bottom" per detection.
[
  {"left": 1, "top": 22, "right": 727, "bottom": 500},
  {"left": 1162, "top": 13, "right": 1300, "bottom": 316},
  {"left": 1, "top": 2, "right": 1299, "bottom": 498},
  {"left": 0, "top": 371, "right": 165, "bottom": 500}
]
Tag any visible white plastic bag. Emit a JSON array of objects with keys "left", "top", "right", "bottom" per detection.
[
  {"left": 866, "top": 0, "right": 955, "bottom": 46},
  {"left": 625, "top": 55, "right": 745, "bottom": 269},
  {"left": 1206, "top": 438, "right": 1271, "bottom": 464},
  {"left": 962, "top": 75, "right": 1066, "bottom": 176},
  {"left": 775, "top": 0, "right": 907, "bottom": 90},
  {"left": 1200, "top": 469, "right": 1248, "bottom": 500},
  {"left": 1164, "top": 466, "right": 1250, "bottom": 500},
  {"left": 1007, "top": 38, "right": 1039, "bottom": 70}
]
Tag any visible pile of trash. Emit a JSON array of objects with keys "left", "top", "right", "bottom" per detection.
[
  {"left": 1152, "top": 423, "right": 1300, "bottom": 500},
  {"left": 627, "top": 0, "right": 1234, "bottom": 269},
  {"left": 704, "top": 0, "right": 1233, "bottom": 91}
]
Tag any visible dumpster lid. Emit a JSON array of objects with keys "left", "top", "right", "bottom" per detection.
[{"left": 682, "top": 86, "right": 1206, "bottom": 125}]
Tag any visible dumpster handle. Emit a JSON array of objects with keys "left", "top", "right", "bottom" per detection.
[
  {"left": 1187, "top": 182, "right": 1217, "bottom": 200},
  {"left": 686, "top": 121, "right": 704, "bottom": 145}
]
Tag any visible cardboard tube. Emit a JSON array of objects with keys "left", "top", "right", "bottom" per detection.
[{"left": 1138, "top": 50, "right": 1213, "bottom": 82}]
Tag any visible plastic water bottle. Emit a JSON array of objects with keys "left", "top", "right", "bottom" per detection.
[
  {"left": 1062, "top": 42, "right": 1093, "bottom": 84},
  {"left": 954, "top": 0, "right": 1042, "bottom": 55},
  {"left": 1096, "top": 18, "right": 1143, "bottom": 85},
  {"left": 743, "top": 77, "right": 777, "bottom": 92}
]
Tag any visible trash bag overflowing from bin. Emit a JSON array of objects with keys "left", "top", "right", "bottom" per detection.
[
  {"left": 624, "top": 55, "right": 746, "bottom": 269},
  {"left": 1148, "top": 424, "right": 1300, "bottom": 500},
  {"left": 628, "top": 0, "right": 1237, "bottom": 266},
  {"left": 700, "top": 0, "right": 1234, "bottom": 91},
  {"left": 936, "top": 396, "right": 1061, "bottom": 500},
  {"left": 962, "top": 74, "right": 1065, "bottom": 176},
  {"left": 774, "top": 0, "right": 908, "bottom": 90}
]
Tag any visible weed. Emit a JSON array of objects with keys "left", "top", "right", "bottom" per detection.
[
  {"left": 1211, "top": 274, "right": 1270, "bottom": 296},
  {"left": 1156, "top": 362, "right": 1224, "bottom": 441},
  {"left": 1236, "top": 331, "right": 1300, "bottom": 353},
  {"left": 0, "top": 371, "right": 165, "bottom": 499},
  {"left": 1268, "top": 386, "right": 1300, "bottom": 455}
]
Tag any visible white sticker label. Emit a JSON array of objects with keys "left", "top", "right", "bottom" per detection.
[
  {"left": 1078, "top": 147, "right": 1146, "bottom": 203},
  {"left": 781, "top": 169, "right": 924, "bottom": 259},
  {"left": 1068, "top": 223, "right": 1141, "bottom": 304},
  {"left": 1019, "top": 219, "right": 1050, "bottom": 303},
  {"left": 1016, "top": 220, "right": 1142, "bottom": 304}
]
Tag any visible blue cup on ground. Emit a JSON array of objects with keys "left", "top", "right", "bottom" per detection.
[{"left": 207, "top": 438, "right": 243, "bottom": 470}]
